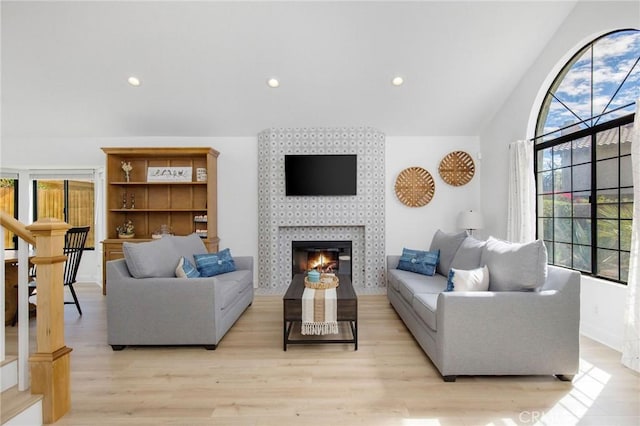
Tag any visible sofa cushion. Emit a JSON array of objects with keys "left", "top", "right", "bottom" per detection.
[
  {"left": 123, "top": 237, "right": 181, "bottom": 278},
  {"left": 412, "top": 293, "right": 439, "bottom": 331},
  {"left": 169, "top": 233, "right": 208, "bottom": 264},
  {"left": 397, "top": 248, "right": 439, "bottom": 276},
  {"left": 213, "top": 270, "right": 253, "bottom": 310},
  {"left": 480, "top": 237, "right": 548, "bottom": 291},
  {"left": 194, "top": 248, "right": 236, "bottom": 277},
  {"left": 429, "top": 230, "right": 467, "bottom": 276},
  {"left": 175, "top": 256, "right": 201, "bottom": 278},
  {"left": 397, "top": 273, "right": 448, "bottom": 305},
  {"left": 446, "top": 265, "right": 490, "bottom": 292},
  {"left": 387, "top": 268, "right": 411, "bottom": 292},
  {"left": 388, "top": 269, "right": 447, "bottom": 294},
  {"left": 450, "top": 236, "right": 486, "bottom": 270}
]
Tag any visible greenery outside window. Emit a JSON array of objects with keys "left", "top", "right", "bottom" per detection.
[
  {"left": 535, "top": 30, "right": 639, "bottom": 284},
  {"left": 33, "top": 180, "right": 95, "bottom": 249},
  {"left": 0, "top": 178, "right": 18, "bottom": 249}
]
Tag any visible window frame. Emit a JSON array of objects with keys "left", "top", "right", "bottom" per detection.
[
  {"left": 535, "top": 114, "right": 634, "bottom": 285},
  {"left": 534, "top": 29, "right": 638, "bottom": 285},
  {"left": 535, "top": 28, "right": 639, "bottom": 141}
]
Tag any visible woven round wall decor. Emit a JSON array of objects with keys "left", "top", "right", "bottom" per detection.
[
  {"left": 438, "top": 151, "right": 475, "bottom": 186},
  {"left": 394, "top": 166, "right": 435, "bottom": 207}
]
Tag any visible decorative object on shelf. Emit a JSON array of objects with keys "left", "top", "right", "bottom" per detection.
[
  {"left": 439, "top": 151, "right": 475, "bottom": 186},
  {"left": 394, "top": 166, "right": 435, "bottom": 207},
  {"left": 151, "top": 224, "right": 174, "bottom": 239},
  {"left": 195, "top": 229, "right": 208, "bottom": 238},
  {"left": 458, "top": 210, "right": 484, "bottom": 236},
  {"left": 122, "top": 192, "right": 127, "bottom": 209},
  {"left": 304, "top": 272, "right": 339, "bottom": 289},
  {"left": 147, "top": 166, "right": 193, "bottom": 182},
  {"left": 116, "top": 220, "right": 135, "bottom": 239},
  {"left": 196, "top": 167, "right": 208, "bottom": 182},
  {"left": 194, "top": 214, "right": 208, "bottom": 223},
  {"left": 121, "top": 161, "right": 132, "bottom": 182},
  {"left": 130, "top": 194, "right": 135, "bottom": 209}
]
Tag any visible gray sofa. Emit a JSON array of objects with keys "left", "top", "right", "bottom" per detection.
[
  {"left": 387, "top": 230, "right": 580, "bottom": 382},
  {"left": 106, "top": 234, "right": 253, "bottom": 350}
]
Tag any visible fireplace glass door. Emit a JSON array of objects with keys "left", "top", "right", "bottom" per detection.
[{"left": 291, "top": 241, "right": 352, "bottom": 278}]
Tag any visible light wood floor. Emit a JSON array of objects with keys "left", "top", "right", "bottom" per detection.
[{"left": 4, "top": 284, "right": 640, "bottom": 426}]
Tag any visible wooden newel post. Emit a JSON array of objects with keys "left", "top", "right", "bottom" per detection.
[{"left": 26, "top": 218, "right": 73, "bottom": 424}]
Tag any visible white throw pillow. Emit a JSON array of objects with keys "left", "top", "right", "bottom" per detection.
[{"left": 446, "top": 265, "right": 490, "bottom": 292}]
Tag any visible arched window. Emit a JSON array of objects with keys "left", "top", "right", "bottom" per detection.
[{"left": 534, "top": 29, "right": 639, "bottom": 284}]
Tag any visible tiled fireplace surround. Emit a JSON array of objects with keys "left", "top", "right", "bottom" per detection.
[{"left": 257, "top": 127, "right": 386, "bottom": 291}]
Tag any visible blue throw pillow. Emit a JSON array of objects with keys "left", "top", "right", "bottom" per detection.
[
  {"left": 446, "top": 269, "right": 454, "bottom": 291},
  {"left": 397, "top": 248, "right": 439, "bottom": 276},
  {"left": 194, "top": 248, "right": 236, "bottom": 277},
  {"left": 175, "top": 256, "right": 201, "bottom": 278}
]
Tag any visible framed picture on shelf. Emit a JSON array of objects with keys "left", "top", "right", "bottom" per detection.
[
  {"left": 196, "top": 167, "right": 208, "bottom": 182},
  {"left": 147, "top": 167, "right": 193, "bottom": 182}
]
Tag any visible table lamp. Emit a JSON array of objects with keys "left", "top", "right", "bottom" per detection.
[{"left": 458, "top": 210, "right": 484, "bottom": 236}]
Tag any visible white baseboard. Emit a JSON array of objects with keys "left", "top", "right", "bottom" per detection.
[
  {"left": 74, "top": 278, "right": 100, "bottom": 287},
  {"left": 580, "top": 324, "right": 622, "bottom": 353}
]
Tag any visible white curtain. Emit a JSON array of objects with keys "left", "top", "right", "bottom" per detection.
[
  {"left": 507, "top": 139, "right": 536, "bottom": 243},
  {"left": 622, "top": 102, "right": 640, "bottom": 373}
]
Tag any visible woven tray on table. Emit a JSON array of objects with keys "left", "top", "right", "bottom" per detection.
[{"left": 304, "top": 274, "right": 340, "bottom": 289}]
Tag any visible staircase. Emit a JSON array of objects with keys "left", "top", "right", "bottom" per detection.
[
  {"left": 2, "top": 215, "right": 73, "bottom": 424},
  {"left": 1, "top": 357, "right": 42, "bottom": 425}
]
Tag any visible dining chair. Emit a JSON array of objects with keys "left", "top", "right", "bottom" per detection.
[
  {"left": 11, "top": 225, "right": 90, "bottom": 325},
  {"left": 58, "top": 226, "right": 90, "bottom": 315}
]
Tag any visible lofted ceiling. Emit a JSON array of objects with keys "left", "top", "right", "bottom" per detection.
[{"left": 1, "top": 1, "right": 579, "bottom": 138}]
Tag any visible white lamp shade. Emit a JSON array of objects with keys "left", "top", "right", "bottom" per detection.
[{"left": 458, "top": 210, "right": 484, "bottom": 230}]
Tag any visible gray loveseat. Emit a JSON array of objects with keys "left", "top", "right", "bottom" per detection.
[
  {"left": 387, "top": 230, "right": 580, "bottom": 382},
  {"left": 107, "top": 234, "right": 253, "bottom": 350}
]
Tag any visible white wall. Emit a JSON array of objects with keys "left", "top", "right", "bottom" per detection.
[
  {"left": 580, "top": 275, "right": 629, "bottom": 350},
  {"left": 479, "top": 0, "right": 639, "bottom": 351},
  {"left": 385, "top": 136, "right": 483, "bottom": 254}
]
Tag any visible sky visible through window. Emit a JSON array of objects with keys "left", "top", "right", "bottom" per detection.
[{"left": 540, "top": 30, "right": 639, "bottom": 138}]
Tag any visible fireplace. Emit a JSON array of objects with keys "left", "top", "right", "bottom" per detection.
[
  {"left": 258, "top": 128, "right": 386, "bottom": 290},
  {"left": 291, "top": 241, "right": 352, "bottom": 278}
]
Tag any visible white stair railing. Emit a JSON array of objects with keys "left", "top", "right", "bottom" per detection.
[
  {"left": 1, "top": 214, "right": 34, "bottom": 392},
  {"left": 16, "top": 231, "right": 31, "bottom": 391}
]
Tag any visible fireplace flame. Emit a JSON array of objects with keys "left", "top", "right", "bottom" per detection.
[{"left": 308, "top": 252, "right": 337, "bottom": 273}]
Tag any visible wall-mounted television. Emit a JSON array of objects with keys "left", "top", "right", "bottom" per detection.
[{"left": 285, "top": 154, "right": 357, "bottom": 196}]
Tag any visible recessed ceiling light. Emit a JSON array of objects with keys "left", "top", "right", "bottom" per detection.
[
  {"left": 127, "top": 76, "right": 141, "bottom": 87},
  {"left": 392, "top": 76, "right": 404, "bottom": 86},
  {"left": 267, "top": 78, "right": 280, "bottom": 88}
]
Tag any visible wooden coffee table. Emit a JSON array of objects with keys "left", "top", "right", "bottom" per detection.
[{"left": 283, "top": 274, "right": 358, "bottom": 351}]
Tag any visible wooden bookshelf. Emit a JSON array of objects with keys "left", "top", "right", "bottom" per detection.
[{"left": 101, "top": 147, "right": 219, "bottom": 293}]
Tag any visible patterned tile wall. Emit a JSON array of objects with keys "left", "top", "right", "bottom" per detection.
[{"left": 257, "top": 127, "right": 386, "bottom": 289}]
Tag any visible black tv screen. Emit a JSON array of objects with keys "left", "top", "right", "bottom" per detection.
[{"left": 285, "top": 155, "right": 357, "bottom": 196}]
